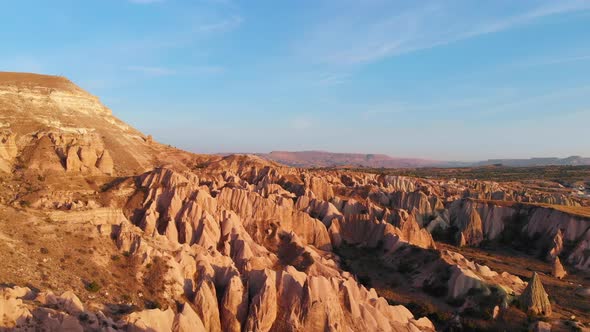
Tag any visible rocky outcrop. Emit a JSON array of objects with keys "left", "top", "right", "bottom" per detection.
[
  {"left": 14, "top": 130, "right": 117, "bottom": 176},
  {"left": 387, "top": 210, "right": 436, "bottom": 250},
  {"left": 524, "top": 208, "right": 588, "bottom": 243},
  {"left": 449, "top": 200, "right": 484, "bottom": 246},
  {"left": 244, "top": 270, "right": 277, "bottom": 332},
  {"left": 97, "top": 149, "right": 114, "bottom": 175},
  {"left": 547, "top": 229, "right": 564, "bottom": 261},
  {"left": 0, "top": 130, "right": 17, "bottom": 172},
  {"left": 523, "top": 208, "right": 590, "bottom": 270},
  {"left": 0, "top": 286, "right": 126, "bottom": 331},
  {"left": 441, "top": 251, "right": 526, "bottom": 300},
  {"left": 125, "top": 308, "right": 175, "bottom": 332},
  {"left": 295, "top": 196, "right": 343, "bottom": 227},
  {"left": 0, "top": 287, "right": 32, "bottom": 329},
  {"left": 49, "top": 208, "right": 127, "bottom": 226},
  {"left": 304, "top": 174, "right": 335, "bottom": 201},
  {"left": 520, "top": 273, "right": 552, "bottom": 317},
  {"left": 62, "top": 137, "right": 111, "bottom": 175},
  {"left": 552, "top": 257, "right": 567, "bottom": 279},
  {"left": 173, "top": 303, "right": 206, "bottom": 332},
  {"left": 21, "top": 135, "right": 65, "bottom": 172},
  {"left": 569, "top": 230, "right": 590, "bottom": 270},
  {"left": 217, "top": 187, "right": 332, "bottom": 251},
  {"left": 439, "top": 200, "right": 590, "bottom": 272},
  {"left": 328, "top": 208, "right": 435, "bottom": 253},
  {"left": 390, "top": 190, "right": 437, "bottom": 226},
  {"left": 473, "top": 201, "right": 514, "bottom": 240},
  {"left": 381, "top": 175, "right": 417, "bottom": 192},
  {"left": 220, "top": 275, "right": 248, "bottom": 332}
]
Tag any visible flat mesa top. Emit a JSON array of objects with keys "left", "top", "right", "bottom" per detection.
[{"left": 0, "top": 71, "right": 77, "bottom": 92}]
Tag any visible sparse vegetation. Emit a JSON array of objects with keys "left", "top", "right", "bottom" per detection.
[
  {"left": 85, "top": 281, "right": 101, "bottom": 293},
  {"left": 144, "top": 299, "right": 162, "bottom": 310},
  {"left": 143, "top": 256, "right": 169, "bottom": 301},
  {"left": 78, "top": 313, "right": 89, "bottom": 322},
  {"left": 193, "top": 162, "right": 209, "bottom": 169},
  {"left": 340, "top": 165, "right": 590, "bottom": 183}
]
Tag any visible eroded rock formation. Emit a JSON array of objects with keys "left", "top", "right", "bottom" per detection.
[
  {"left": 520, "top": 273, "right": 552, "bottom": 317},
  {"left": 1, "top": 72, "right": 589, "bottom": 331}
]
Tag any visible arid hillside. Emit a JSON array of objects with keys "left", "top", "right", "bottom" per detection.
[
  {"left": 0, "top": 73, "right": 589, "bottom": 332},
  {"left": 0, "top": 71, "right": 213, "bottom": 176}
]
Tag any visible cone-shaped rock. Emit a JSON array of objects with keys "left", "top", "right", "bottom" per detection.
[
  {"left": 458, "top": 232, "right": 467, "bottom": 247},
  {"left": 552, "top": 257, "right": 567, "bottom": 280},
  {"left": 520, "top": 272, "right": 552, "bottom": 317}
]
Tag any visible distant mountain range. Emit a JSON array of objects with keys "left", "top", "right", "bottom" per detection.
[
  {"left": 474, "top": 156, "right": 590, "bottom": 167},
  {"left": 256, "top": 151, "right": 590, "bottom": 168},
  {"left": 256, "top": 151, "right": 439, "bottom": 168}
]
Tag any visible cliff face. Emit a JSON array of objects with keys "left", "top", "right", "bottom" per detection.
[{"left": 441, "top": 199, "right": 590, "bottom": 269}]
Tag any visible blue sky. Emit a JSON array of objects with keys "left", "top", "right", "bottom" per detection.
[{"left": 2, "top": 0, "right": 590, "bottom": 160}]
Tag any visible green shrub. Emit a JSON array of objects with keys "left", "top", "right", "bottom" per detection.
[
  {"left": 145, "top": 300, "right": 161, "bottom": 309},
  {"left": 85, "top": 281, "right": 101, "bottom": 293}
]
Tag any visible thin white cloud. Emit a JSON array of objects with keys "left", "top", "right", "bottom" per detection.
[
  {"left": 187, "top": 65, "right": 226, "bottom": 74},
  {"left": 126, "top": 66, "right": 175, "bottom": 76},
  {"left": 289, "top": 116, "right": 313, "bottom": 130},
  {"left": 315, "top": 73, "right": 351, "bottom": 86},
  {"left": 117, "top": 16, "right": 242, "bottom": 52},
  {"left": 196, "top": 16, "right": 243, "bottom": 33},
  {"left": 480, "top": 85, "right": 590, "bottom": 115},
  {"left": 360, "top": 103, "right": 408, "bottom": 119},
  {"left": 126, "top": 65, "right": 225, "bottom": 76},
  {"left": 200, "top": 0, "right": 235, "bottom": 6},
  {"left": 457, "top": 1, "right": 590, "bottom": 39},
  {"left": 129, "top": 0, "right": 163, "bottom": 4},
  {"left": 522, "top": 54, "right": 590, "bottom": 67},
  {"left": 299, "top": 0, "right": 590, "bottom": 65}
]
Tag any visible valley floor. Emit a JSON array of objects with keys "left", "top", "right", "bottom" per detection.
[{"left": 337, "top": 241, "right": 590, "bottom": 331}]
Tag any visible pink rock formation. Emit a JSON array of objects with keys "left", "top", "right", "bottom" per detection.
[
  {"left": 520, "top": 273, "right": 552, "bottom": 317},
  {"left": 547, "top": 229, "right": 564, "bottom": 261},
  {"left": 125, "top": 308, "right": 175, "bottom": 332},
  {"left": 0, "top": 130, "right": 17, "bottom": 172},
  {"left": 450, "top": 200, "right": 484, "bottom": 246},
  {"left": 0, "top": 287, "right": 32, "bottom": 329},
  {"left": 552, "top": 257, "right": 567, "bottom": 279},
  {"left": 5, "top": 72, "right": 590, "bottom": 332}
]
